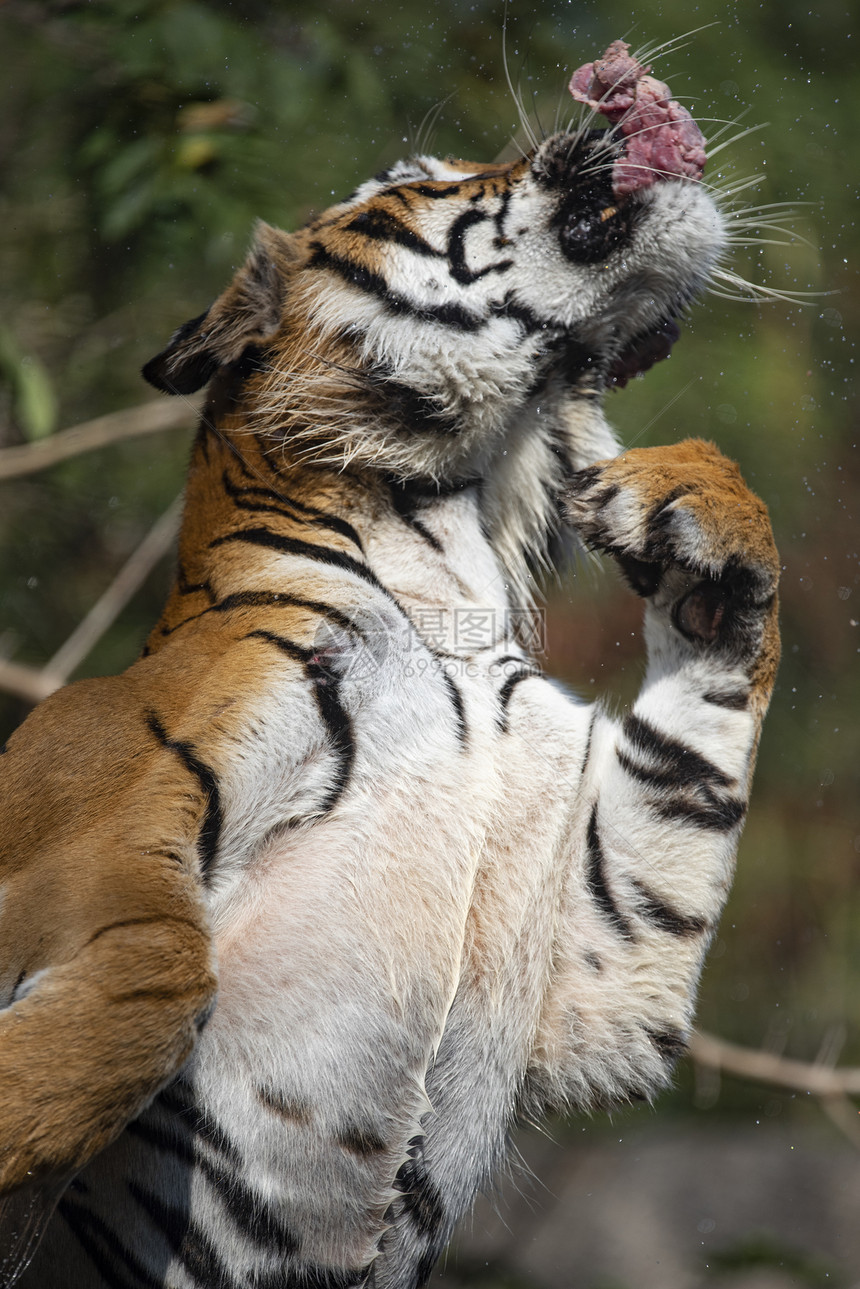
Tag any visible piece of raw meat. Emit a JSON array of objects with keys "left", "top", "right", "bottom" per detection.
[{"left": 569, "top": 39, "right": 707, "bottom": 196}]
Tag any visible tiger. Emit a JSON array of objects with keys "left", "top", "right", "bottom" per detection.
[{"left": 0, "top": 37, "right": 780, "bottom": 1289}]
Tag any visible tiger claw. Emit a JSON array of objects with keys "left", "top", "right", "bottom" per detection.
[{"left": 563, "top": 439, "right": 779, "bottom": 657}]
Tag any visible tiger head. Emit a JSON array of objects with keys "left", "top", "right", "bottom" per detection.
[{"left": 144, "top": 48, "right": 726, "bottom": 581}]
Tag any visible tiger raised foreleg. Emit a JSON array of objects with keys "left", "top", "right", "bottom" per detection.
[
  {"left": 526, "top": 439, "right": 779, "bottom": 1108},
  {"left": 0, "top": 678, "right": 217, "bottom": 1281},
  {"left": 368, "top": 440, "right": 779, "bottom": 1287}
]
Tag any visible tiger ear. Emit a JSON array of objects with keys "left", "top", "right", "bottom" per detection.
[{"left": 142, "top": 222, "right": 291, "bottom": 395}]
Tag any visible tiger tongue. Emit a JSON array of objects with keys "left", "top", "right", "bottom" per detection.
[{"left": 569, "top": 39, "right": 707, "bottom": 197}]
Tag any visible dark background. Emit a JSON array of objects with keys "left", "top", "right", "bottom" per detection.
[{"left": 1, "top": 2, "right": 857, "bottom": 1285}]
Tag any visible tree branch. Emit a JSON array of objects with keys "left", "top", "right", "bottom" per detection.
[
  {"left": 0, "top": 397, "right": 201, "bottom": 481},
  {"left": 0, "top": 494, "right": 183, "bottom": 705},
  {"left": 46, "top": 494, "right": 184, "bottom": 682},
  {"left": 0, "top": 659, "right": 64, "bottom": 705},
  {"left": 690, "top": 1029, "right": 860, "bottom": 1097}
]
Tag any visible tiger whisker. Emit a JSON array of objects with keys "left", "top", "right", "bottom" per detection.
[
  {"left": 708, "top": 266, "right": 826, "bottom": 304},
  {"left": 632, "top": 23, "right": 718, "bottom": 66},
  {"left": 706, "top": 122, "right": 769, "bottom": 161},
  {"left": 728, "top": 218, "right": 813, "bottom": 242},
  {"left": 411, "top": 93, "right": 455, "bottom": 157},
  {"left": 724, "top": 236, "right": 805, "bottom": 249},
  {"left": 699, "top": 106, "right": 754, "bottom": 146},
  {"left": 703, "top": 174, "right": 766, "bottom": 200},
  {"left": 501, "top": 12, "right": 540, "bottom": 154},
  {"left": 725, "top": 200, "right": 816, "bottom": 216}
]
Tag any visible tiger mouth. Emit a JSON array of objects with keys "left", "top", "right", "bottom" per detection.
[{"left": 606, "top": 315, "right": 681, "bottom": 389}]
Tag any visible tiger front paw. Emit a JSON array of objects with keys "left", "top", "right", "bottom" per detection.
[{"left": 564, "top": 439, "right": 779, "bottom": 658}]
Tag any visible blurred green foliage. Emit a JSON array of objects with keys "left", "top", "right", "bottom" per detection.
[{"left": 0, "top": 0, "right": 857, "bottom": 1134}]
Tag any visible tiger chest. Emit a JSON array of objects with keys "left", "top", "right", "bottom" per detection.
[
  {"left": 171, "top": 621, "right": 583, "bottom": 1266},
  {"left": 203, "top": 626, "right": 573, "bottom": 1017}
]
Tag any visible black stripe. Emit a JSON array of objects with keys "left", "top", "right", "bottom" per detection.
[
  {"left": 494, "top": 651, "right": 526, "bottom": 669},
  {"left": 194, "top": 419, "right": 211, "bottom": 464},
  {"left": 496, "top": 666, "right": 540, "bottom": 732},
  {"left": 447, "top": 208, "right": 513, "bottom": 284},
  {"left": 145, "top": 712, "right": 222, "bottom": 882},
  {"left": 335, "top": 1121, "right": 388, "bottom": 1156},
  {"left": 630, "top": 878, "right": 708, "bottom": 938},
  {"left": 160, "top": 588, "right": 359, "bottom": 640},
  {"left": 125, "top": 1111, "right": 195, "bottom": 1165},
  {"left": 127, "top": 1183, "right": 238, "bottom": 1289},
  {"left": 157, "top": 1081, "right": 244, "bottom": 1169},
  {"left": 406, "top": 182, "right": 463, "bottom": 199},
  {"left": 622, "top": 714, "right": 732, "bottom": 789},
  {"left": 209, "top": 526, "right": 392, "bottom": 599},
  {"left": 85, "top": 914, "right": 188, "bottom": 946},
  {"left": 230, "top": 446, "right": 259, "bottom": 481},
  {"left": 388, "top": 1136, "right": 447, "bottom": 1288},
  {"left": 130, "top": 1099, "right": 299, "bottom": 1267},
  {"left": 490, "top": 291, "right": 551, "bottom": 335},
  {"left": 368, "top": 373, "right": 461, "bottom": 434},
  {"left": 399, "top": 511, "right": 443, "bottom": 549},
  {"left": 642, "top": 485, "right": 688, "bottom": 561},
  {"left": 308, "top": 662, "right": 355, "bottom": 812},
  {"left": 617, "top": 747, "right": 741, "bottom": 810},
  {"left": 594, "top": 482, "right": 620, "bottom": 510},
  {"left": 584, "top": 804, "right": 634, "bottom": 940},
  {"left": 703, "top": 688, "right": 750, "bottom": 710},
  {"left": 580, "top": 707, "right": 598, "bottom": 778},
  {"left": 229, "top": 341, "right": 268, "bottom": 384},
  {"left": 415, "top": 1246, "right": 443, "bottom": 1289},
  {"left": 441, "top": 670, "right": 468, "bottom": 746},
  {"left": 308, "top": 243, "right": 483, "bottom": 332},
  {"left": 177, "top": 566, "right": 216, "bottom": 602},
  {"left": 266, "top": 486, "right": 360, "bottom": 531},
  {"left": 390, "top": 474, "right": 483, "bottom": 501},
  {"left": 617, "top": 748, "right": 746, "bottom": 833},
  {"left": 221, "top": 472, "right": 365, "bottom": 552},
  {"left": 249, "top": 631, "right": 355, "bottom": 813},
  {"left": 345, "top": 208, "right": 443, "bottom": 258},
  {"left": 220, "top": 473, "right": 323, "bottom": 523},
  {"left": 257, "top": 1086, "right": 313, "bottom": 1124},
  {"left": 391, "top": 1136, "right": 446, "bottom": 1242},
  {"left": 196, "top": 1155, "right": 299, "bottom": 1259},
  {"left": 492, "top": 186, "right": 512, "bottom": 236},
  {"left": 59, "top": 1196, "right": 159, "bottom": 1289},
  {"left": 246, "top": 629, "right": 312, "bottom": 666},
  {"left": 643, "top": 1025, "right": 688, "bottom": 1065},
  {"left": 387, "top": 481, "right": 444, "bottom": 551},
  {"left": 129, "top": 1161, "right": 358, "bottom": 1289},
  {"left": 656, "top": 794, "right": 747, "bottom": 832}
]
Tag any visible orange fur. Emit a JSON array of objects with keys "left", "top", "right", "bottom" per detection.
[
  {"left": 565, "top": 438, "right": 780, "bottom": 720},
  {"left": 0, "top": 424, "right": 374, "bottom": 1195},
  {"left": 0, "top": 681, "right": 216, "bottom": 1192}
]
